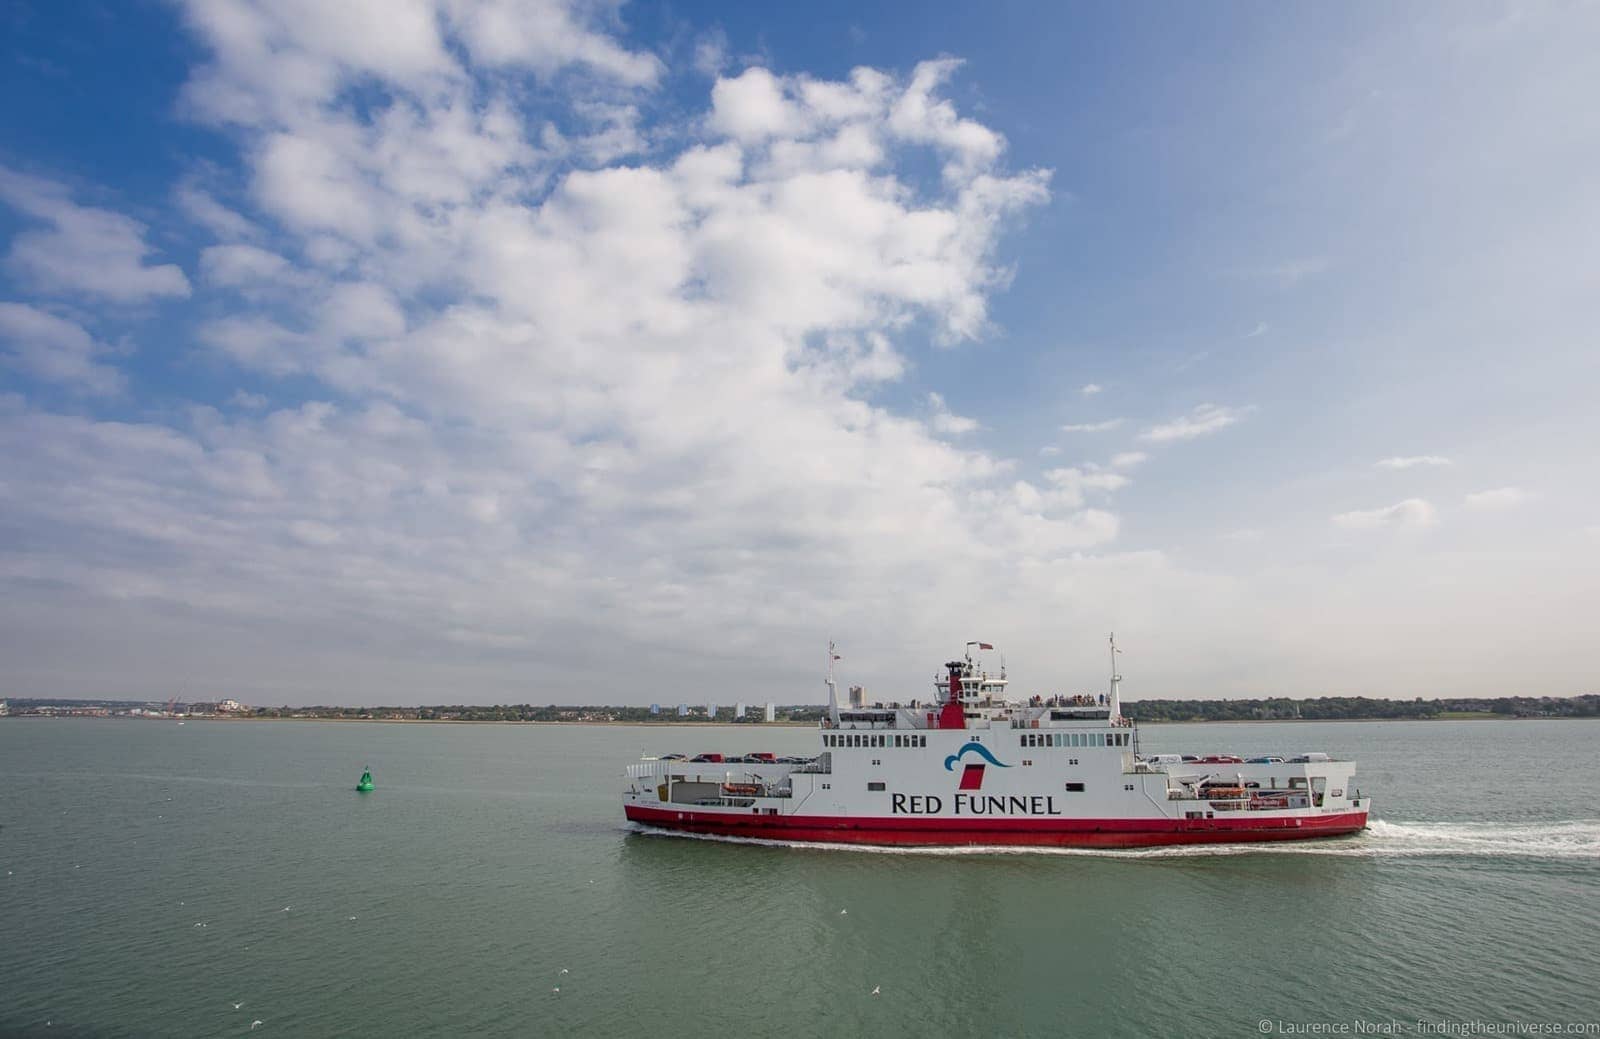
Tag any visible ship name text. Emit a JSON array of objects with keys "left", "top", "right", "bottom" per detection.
[{"left": 890, "top": 793, "right": 1062, "bottom": 816}]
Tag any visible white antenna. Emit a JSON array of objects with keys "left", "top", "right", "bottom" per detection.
[
  {"left": 825, "top": 640, "right": 841, "bottom": 727},
  {"left": 1108, "top": 632, "right": 1123, "bottom": 722}
]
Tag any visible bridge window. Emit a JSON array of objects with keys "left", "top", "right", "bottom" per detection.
[
  {"left": 868, "top": 782, "right": 885, "bottom": 791},
  {"left": 1065, "top": 782, "right": 1085, "bottom": 792}
]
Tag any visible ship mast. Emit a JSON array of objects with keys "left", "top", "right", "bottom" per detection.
[
  {"left": 825, "top": 640, "right": 841, "bottom": 727},
  {"left": 1108, "top": 632, "right": 1123, "bottom": 722}
]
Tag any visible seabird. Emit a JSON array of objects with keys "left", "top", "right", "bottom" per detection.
[
  {"left": 251, "top": 1020, "right": 263, "bottom": 1029},
  {"left": 839, "top": 909, "right": 847, "bottom": 915},
  {"left": 232, "top": 1002, "right": 243, "bottom": 1010},
  {"left": 871, "top": 986, "right": 880, "bottom": 996},
  {"left": 559, "top": 968, "right": 569, "bottom": 975}
]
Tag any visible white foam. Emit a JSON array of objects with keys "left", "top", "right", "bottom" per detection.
[{"left": 626, "top": 818, "right": 1600, "bottom": 860}]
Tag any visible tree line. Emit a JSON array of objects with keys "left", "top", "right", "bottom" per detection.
[{"left": 1122, "top": 694, "right": 1600, "bottom": 723}]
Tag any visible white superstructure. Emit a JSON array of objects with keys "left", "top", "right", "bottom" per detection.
[{"left": 623, "top": 638, "right": 1370, "bottom": 848}]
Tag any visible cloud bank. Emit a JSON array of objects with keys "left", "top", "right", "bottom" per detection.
[{"left": 0, "top": 0, "right": 1189, "bottom": 701}]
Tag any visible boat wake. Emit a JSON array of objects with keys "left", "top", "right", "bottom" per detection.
[
  {"left": 626, "top": 818, "right": 1600, "bottom": 861},
  {"left": 1351, "top": 818, "right": 1600, "bottom": 860}
]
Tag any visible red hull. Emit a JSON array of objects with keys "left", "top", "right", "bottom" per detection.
[{"left": 624, "top": 804, "right": 1370, "bottom": 848}]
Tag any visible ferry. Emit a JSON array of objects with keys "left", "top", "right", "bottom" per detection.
[{"left": 623, "top": 638, "right": 1370, "bottom": 848}]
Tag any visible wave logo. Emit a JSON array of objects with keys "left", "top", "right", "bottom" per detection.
[{"left": 943, "top": 741, "right": 1012, "bottom": 791}]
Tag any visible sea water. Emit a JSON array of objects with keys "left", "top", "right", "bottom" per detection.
[{"left": 1, "top": 718, "right": 1596, "bottom": 1037}]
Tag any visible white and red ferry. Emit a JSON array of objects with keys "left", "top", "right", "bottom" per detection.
[{"left": 623, "top": 639, "right": 1370, "bottom": 848}]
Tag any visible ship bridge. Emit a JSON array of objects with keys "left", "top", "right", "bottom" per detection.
[{"left": 822, "top": 638, "right": 1131, "bottom": 736}]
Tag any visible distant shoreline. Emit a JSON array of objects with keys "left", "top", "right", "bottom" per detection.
[
  {"left": 0, "top": 715, "right": 816, "bottom": 727},
  {"left": 5, "top": 713, "right": 1594, "bottom": 726}
]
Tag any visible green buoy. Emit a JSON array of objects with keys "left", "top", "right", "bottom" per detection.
[{"left": 356, "top": 767, "right": 374, "bottom": 793}]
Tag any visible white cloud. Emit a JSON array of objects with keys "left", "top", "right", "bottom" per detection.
[
  {"left": 1331, "top": 498, "right": 1438, "bottom": 530},
  {"left": 1080, "top": 382, "right": 1102, "bottom": 395},
  {"left": 0, "top": 8, "right": 1149, "bottom": 701},
  {"left": 888, "top": 59, "right": 1003, "bottom": 181},
  {"left": 444, "top": 0, "right": 663, "bottom": 85},
  {"left": 927, "top": 392, "right": 979, "bottom": 435},
  {"left": 1138, "top": 404, "right": 1252, "bottom": 443},
  {"left": 176, "top": 182, "right": 258, "bottom": 242},
  {"left": 565, "top": 101, "right": 647, "bottom": 164},
  {"left": 1110, "top": 451, "right": 1147, "bottom": 469},
  {"left": 1244, "top": 322, "right": 1267, "bottom": 338},
  {"left": 1060, "top": 419, "right": 1121, "bottom": 433},
  {"left": 710, "top": 67, "right": 808, "bottom": 143},
  {"left": 199, "top": 243, "right": 312, "bottom": 297},
  {"left": 1376, "top": 455, "right": 1452, "bottom": 469},
  {"left": 1464, "top": 486, "right": 1529, "bottom": 510},
  {"left": 692, "top": 28, "right": 729, "bottom": 78},
  {"left": 0, "top": 303, "right": 125, "bottom": 395},
  {"left": 0, "top": 167, "right": 191, "bottom": 303}
]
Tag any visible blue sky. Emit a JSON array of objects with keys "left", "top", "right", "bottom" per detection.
[{"left": 1, "top": 1, "right": 1595, "bottom": 705}]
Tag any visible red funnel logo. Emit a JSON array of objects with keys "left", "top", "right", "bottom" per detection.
[{"left": 944, "top": 742, "right": 1011, "bottom": 792}]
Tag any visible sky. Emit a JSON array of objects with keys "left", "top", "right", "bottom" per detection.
[{"left": 1, "top": 1, "right": 1596, "bottom": 707}]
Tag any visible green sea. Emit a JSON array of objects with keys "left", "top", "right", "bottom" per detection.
[{"left": 2, "top": 718, "right": 1597, "bottom": 1038}]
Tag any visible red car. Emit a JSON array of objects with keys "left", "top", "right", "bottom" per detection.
[
  {"left": 745, "top": 752, "right": 777, "bottom": 763},
  {"left": 1196, "top": 755, "right": 1244, "bottom": 764},
  {"left": 689, "top": 753, "right": 725, "bottom": 763}
]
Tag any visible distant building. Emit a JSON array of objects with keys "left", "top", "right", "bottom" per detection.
[
  {"left": 217, "top": 698, "right": 246, "bottom": 713},
  {"left": 677, "top": 703, "right": 689, "bottom": 717},
  {"left": 649, "top": 703, "right": 660, "bottom": 715},
  {"left": 764, "top": 703, "right": 776, "bottom": 723},
  {"left": 707, "top": 701, "right": 716, "bottom": 720},
  {"left": 0, "top": 700, "right": 8, "bottom": 716},
  {"left": 848, "top": 685, "right": 865, "bottom": 708},
  {"left": 734, "top": 702, "right": 745, "bottom": 719}
]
